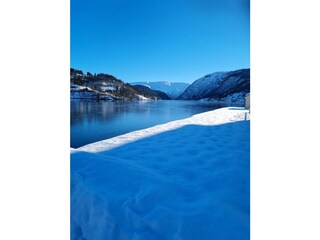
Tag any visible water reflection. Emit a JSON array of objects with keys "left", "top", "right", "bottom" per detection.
[{"left": 71, "top": 100, "right": 242, "bottom": 148}]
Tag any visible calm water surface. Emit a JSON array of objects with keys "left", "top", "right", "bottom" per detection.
[{"left": 71, "top": 100, "right": 242, "bottom": 148}]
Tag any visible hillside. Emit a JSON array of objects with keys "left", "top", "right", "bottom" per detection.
[
  {"left": 177, "top": 69, "right": 250, "bottom": 103},
  {"left": 71, "top": 68, "right": 154, "bottom": 101},
  {"left": 132, "top": 85, "right": 171, "bottom": 100}
]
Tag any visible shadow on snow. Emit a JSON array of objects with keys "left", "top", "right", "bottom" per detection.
[{"left": 71, "top": 121, "right": 250, "bottom": 240}]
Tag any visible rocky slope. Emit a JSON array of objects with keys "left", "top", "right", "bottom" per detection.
[{"left": 177, "top": 69, "right": 250, "bottom": 103}]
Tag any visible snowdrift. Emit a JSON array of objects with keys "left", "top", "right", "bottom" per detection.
[{"left": 71, "top": 108, "right": 250, "bottom": 240}]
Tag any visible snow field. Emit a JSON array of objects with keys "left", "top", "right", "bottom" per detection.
[{"left": 71, "top": 107, "right": 250, "bottom": 240}]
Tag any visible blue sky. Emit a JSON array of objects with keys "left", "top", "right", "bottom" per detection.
[{"left": 71, "top": 0, "right": 249, "bottom": 83}]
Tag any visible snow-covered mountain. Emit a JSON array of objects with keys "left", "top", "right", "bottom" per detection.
[
  {"left": 131, "top": 81, "right": 190, "bottom": 99},
  {"left": 177, "top": 69, "right": 250, "bottom": 103}
]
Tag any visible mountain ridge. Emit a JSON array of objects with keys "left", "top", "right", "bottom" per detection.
[
  {"left": 132, "top": 85, "right": 171, "bottom": 100},
  {"left": 177, "top": 68, "right": 250, "bottom": 103},
  {"left": 70, "top": 68, "right": 170, "bottom": 101},
  {"left": 131, "top": 81, "right": 190, "bottom": 99}
]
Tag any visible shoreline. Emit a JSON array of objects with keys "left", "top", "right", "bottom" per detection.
[{"left": 77, "top": 107, "right": 250, "bottom": 153}]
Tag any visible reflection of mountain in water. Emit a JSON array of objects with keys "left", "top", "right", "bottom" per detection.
[{"left": 71, "top": 101, "right": 155, "bottom": 126}]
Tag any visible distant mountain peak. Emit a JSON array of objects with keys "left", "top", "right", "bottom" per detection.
[{"left": 131, "top": 81, "right": 190, "bottom": 99}]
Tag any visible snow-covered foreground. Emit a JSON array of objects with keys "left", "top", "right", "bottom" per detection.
[{"left": 71, "top": 107, "right": 250, "bottom": 240}]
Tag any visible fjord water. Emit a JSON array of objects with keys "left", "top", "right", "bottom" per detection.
[{"left": 71, "top": 100, "right": 240, "bottom": 148}]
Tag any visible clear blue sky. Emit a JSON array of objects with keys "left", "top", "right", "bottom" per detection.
[{"left": 71, "top": 0, "right": 249, "bottom": 83}]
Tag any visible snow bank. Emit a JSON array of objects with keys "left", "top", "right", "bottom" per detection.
[
  {"left": 70, "top": 83, "right": 94, "bottom": 92},
  {"left": 135, "top": 94, "right": 149, "bottom": 100},
  {"left": 71, "top": 107, "right": 250, "bottom": 240},
  {"left": 78, "top": 107, "right": 250, "bottom": 153},
  {"left": 100, "top": 86, "right": 116, "bottom": 91}
]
